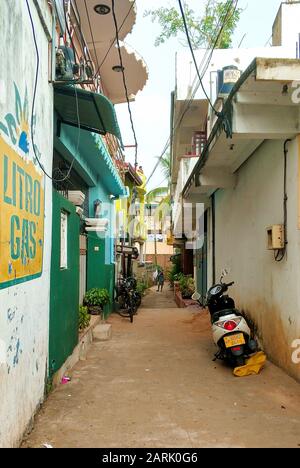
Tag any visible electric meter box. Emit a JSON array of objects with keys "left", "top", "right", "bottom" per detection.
[{"left": 267, "top": 225, "right": 285, "bottom": 250}]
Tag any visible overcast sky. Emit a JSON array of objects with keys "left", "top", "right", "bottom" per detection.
[{"left": 116, "top": 0, "right": 283, "bottom": 191}]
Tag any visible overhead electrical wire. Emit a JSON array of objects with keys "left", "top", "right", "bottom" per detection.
[
  {"left": 147, "top": 0, "right": 236, "bottom": 185},
  {"left": 177, "top": 0, "right": 236, "bottom": 116},
  {"left": 147, "top": 0, "right": 237, "bottom": 185},
  {"left": 200, "top": 0, "right": 239, "bottom": 78},
  {"left": 25, "top": 0, "right": 80, "bottom": 182},
  {"left": 83, "top": 0, "right": 101, "bottom": 75},
  {"left": 111, "top": 0, "right": 138, "bottom": 169}
]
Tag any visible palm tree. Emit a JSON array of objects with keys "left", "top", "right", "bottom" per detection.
[{"left": 146, "top": 153, "right": 170, "bottom": 203}]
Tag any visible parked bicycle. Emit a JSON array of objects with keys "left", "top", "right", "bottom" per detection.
[{"left": 115, "top": 276, "right": 142, "bottom": 323}]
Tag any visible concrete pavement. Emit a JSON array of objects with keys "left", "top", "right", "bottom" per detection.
[{"left": 22, "top": 286, "right": 300, "bottom": 448}]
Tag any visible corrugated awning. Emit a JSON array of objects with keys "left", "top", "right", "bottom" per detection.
[{"left": 54, "top": 85, "right": 123, "bottom": 143}]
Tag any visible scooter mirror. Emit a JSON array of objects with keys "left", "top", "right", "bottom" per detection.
[{"left": 192, "top": 292, "right": 201, "bottom": 301}]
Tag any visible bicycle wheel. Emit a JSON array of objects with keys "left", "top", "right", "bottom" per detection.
[
  {"left": 129, "top": 307, "right": 134, "bottom": 323},
  {"left": 116, "top": 296, "right": 134, "bottom": 323},
  {"left": 117, "top": 309, "right": 132, "bottom": 318},
  {"left": 128, "top": 297, "right": 135, "bottom": 322},
  {"left": 134, "top": 292, "right": 142, "bottom": 309}
]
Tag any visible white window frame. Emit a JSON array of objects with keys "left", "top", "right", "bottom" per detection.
[{"left": 60, "top": 210, "right": 68, "bottom": 269}]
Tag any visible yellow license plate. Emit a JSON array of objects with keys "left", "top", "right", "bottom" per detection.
[{"left": 224, "top": 334, "right": 245, "bottom": 348}]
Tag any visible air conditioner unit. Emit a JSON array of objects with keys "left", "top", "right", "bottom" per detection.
[
  {"left": 55, "top": 46, "right": 80, "bottom": 81},
  {"left": 55, "top": 46, "right": 94, "bottom": 84}
]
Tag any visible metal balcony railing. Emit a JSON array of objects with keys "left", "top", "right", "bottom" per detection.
[{"left": 184, "top": 131, "right": 207, "bottom": 158}]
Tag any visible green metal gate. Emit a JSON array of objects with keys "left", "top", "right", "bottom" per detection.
[
  {"left": 86, "top": 233, "right": 115, "bottom": 317},
  {"left": 49, "top": 190, "right": 80, "bottom": 376}
]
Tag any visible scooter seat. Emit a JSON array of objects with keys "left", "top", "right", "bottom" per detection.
[{"left": 211, "top": 309, "right": 243, "bottom": 324}]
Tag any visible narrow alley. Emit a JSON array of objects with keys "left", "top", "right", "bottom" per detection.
[{"left": 23, "top": 287, "right": 300, "bottom": 449}]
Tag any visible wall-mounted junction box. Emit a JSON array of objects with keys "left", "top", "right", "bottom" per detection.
[{"left": 267, "top": 225, "right": 285, "bottom": 250}]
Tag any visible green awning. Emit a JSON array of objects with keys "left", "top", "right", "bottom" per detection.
[{"left": 53, "top": 85, "right": 123, "bottom": 143}]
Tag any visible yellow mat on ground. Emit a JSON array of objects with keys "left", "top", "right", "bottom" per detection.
[{"left": 233, "top": 351, "right": 267, "bottom": 377}]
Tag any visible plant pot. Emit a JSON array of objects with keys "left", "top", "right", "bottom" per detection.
[{"left": 87, "top": 306, "right": 102, "bottom": 316}]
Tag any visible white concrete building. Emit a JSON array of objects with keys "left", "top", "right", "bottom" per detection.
[
  {"left": 172, "top": 2, "right": 300, "bottom": 230},
  {"left": 0, "top": 0, "right": 53, "bottom": 447},
  {"left": 171, "top": 2, "right": 300, "bottom": 381}
]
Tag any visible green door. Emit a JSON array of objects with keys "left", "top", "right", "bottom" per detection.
[
  {"left": 49, "top": 190, "right": 80, "bottom": 376},
  {"left": 87, "top": 233, "right": 115, "bottom": 317}
]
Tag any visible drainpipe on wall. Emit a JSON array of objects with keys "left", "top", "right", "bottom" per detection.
[
  {"left": 283, "top": 139, "right": 291, "bottom": 254},
  {"left": 211, "top": 192, "right": 216, "bottom": 284},
  {"left": 273, "top": 139, "right": 291, "bottom": 262}
]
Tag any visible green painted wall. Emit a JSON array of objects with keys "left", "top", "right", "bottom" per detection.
[
  {"left": 87, "top": 233, "right": 115, "bottom": 317},
  {"left": 49, "top": 190, "right": 80, "bottom": 375}
]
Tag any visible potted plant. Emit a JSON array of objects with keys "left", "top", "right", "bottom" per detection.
[
  {"left": 79, "top": 305, "right": 91, "bottom": 332},
  {"left": 173, "top": 272, "right": 184, "bottom": 290},
  {"left": 83, "top": 288, "right": 110, "bottom": 319},
  {"left": 179, "top": 275, "right": 195, "bottom": 299}
]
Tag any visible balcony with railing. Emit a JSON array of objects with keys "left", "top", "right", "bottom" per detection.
[{"left": 172, "top": 131, "right": 207, "bottom": 238}]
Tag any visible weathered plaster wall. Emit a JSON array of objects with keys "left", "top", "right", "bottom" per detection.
[
  {"left": 214, "top": 138, "right": 300, "bottom": 381},
  {"left": 0, "top": 0, "right": 53, "bottom": 447}
]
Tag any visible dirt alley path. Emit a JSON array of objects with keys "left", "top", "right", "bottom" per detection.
[{"left": 22, "top": 286, "right": 300, "bottom": 448}]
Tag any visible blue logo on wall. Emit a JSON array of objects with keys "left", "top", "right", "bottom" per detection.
[{"left": 0, "top": 83, "right": 30, "bottom": 154}]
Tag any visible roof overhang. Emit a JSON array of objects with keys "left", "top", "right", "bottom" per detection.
[
  {"left": 75, "top": 0, "right": 136, "bottom": 45},
  {"left": 125, "top": 163, "right": 143, "bottom": 185},
  {"left": 73, "top": 1, "right": 147, "bottom": 104},
  {"left": 100, "top": 43, "right": 148, "bottom": 104},
  {"left": 54, "top": 85, "right": 123, "bottom": 143},
  {"left": 183, "top": 57, "right": 300, "bottom": 199}
]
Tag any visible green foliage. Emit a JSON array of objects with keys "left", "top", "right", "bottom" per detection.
[
  {"left": 179, "top": 275, "right": 195, "bottom": 298},
  {"left": 175, "top": 272, "right": 185, "bottom": 281},
  {"left": 167, "top": 262, "right": 183, "bottom": 286},
  {"left": 136, "top": 280, "right": 148, "bottom": 296},
  {"left": 144, "top": 1, "right": 242, "bottom": 49},
  {"left": 170, "top": 253, "right": 181, "bottom": 267},
  {"left": 83, "top": 288, "right": 110, "bottom": 308},
  {"left": 45, "top": 376, "right": 53, "bottom": 397},
  {"left": 159, "top": 153, "right": 171, "bottom": 180},
  {"left": 146, "top": 153, "right": 171, "bottom": 204},
  {"left": 79, "top": 305, "right": 91, "bottom": 332},
  {"left": 146, "top": 186, "right": 169, "bottom": 204}
]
